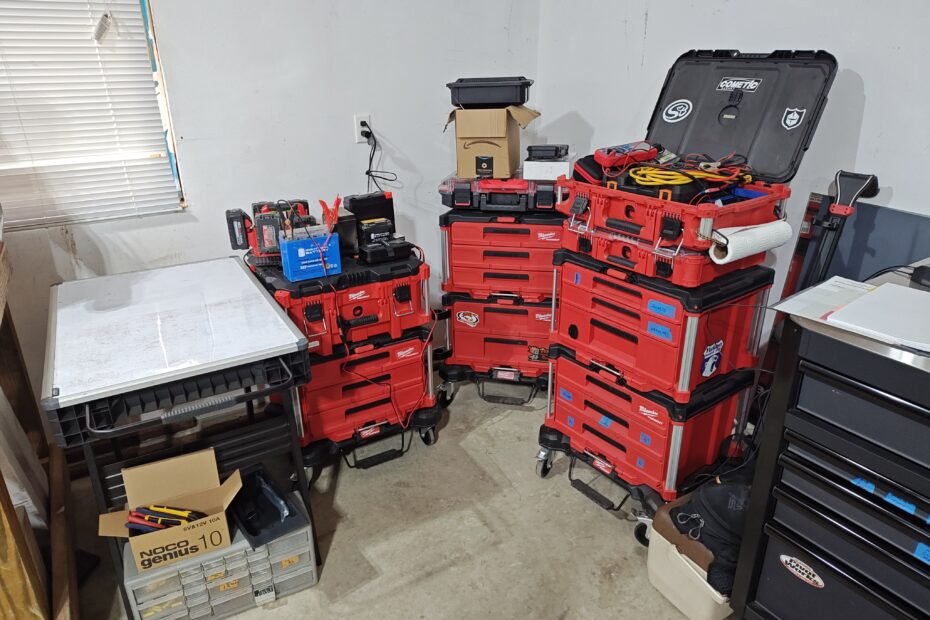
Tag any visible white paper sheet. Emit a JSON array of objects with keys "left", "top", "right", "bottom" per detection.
[
  {"left": 825, "top": 283, "right": 930, "bottom": 352},
  {"left": 772, "top": 276, "right": 875, "bottom": 322}
]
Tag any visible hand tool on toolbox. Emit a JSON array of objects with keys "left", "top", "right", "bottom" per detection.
[{"left": 126, "top": 505, "right": 207, "bottom": 535}]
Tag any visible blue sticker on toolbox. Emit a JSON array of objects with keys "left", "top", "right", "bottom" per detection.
[
  {"left": 599, "top": 416, "right": 612, "bottom": 429},
  {"left": 647, "top": 299, "right": 676, "bottom": 318},
  {"left": 559, "top": 387, "right": 573, "bottom": 402},
  {"left": 573, "top": 272, "right": 581, "bottom": 285},
  {"left": 884, "top": 491, "right": 917, "bottom": 515},
  {"left": 850, "top": 477, "right": 876, "bottom": 494},
  {"left": 636, "top": 457, "right": 645, "bottom": 469},
  {"left": 914, "top": 542, "right": 930, "bottom": 566},
  {"left": 640, "top": 432, "right": 651, "bottom": 446},
  {"left": 567, "top": 416, "right": 575, "bottom": 428},
  {"left": 647, "top": 322, "right": 673, "bottom": 341}
]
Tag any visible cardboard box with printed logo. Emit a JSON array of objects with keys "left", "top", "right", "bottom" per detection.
[
  {"left": 98, "top": 449, "right": 242, "bottom": 572},
  {"left": 447, "top": 106, "right": 540, "bottom": 178}
]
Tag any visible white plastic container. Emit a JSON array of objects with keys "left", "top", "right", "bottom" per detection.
[{"left": 646, "top": 527, "right": 732, "bottom": 620}]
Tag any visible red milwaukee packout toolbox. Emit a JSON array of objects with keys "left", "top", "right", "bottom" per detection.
[
  {"left": 248, "top": 255, "right": 431, "bottom": 357},
  {"left": 562, "top": 218, "right": 762, "bottom": 288},
  {"left": 439, "top": 176, "right": 558, "bottom": 212},
  {"left": 440, "top": 292, "right": 553, "bottom": 380},
  {"left": 556, "top": 50, "right": 836, "bottom": 252},
  {"left": 440, "top": 210, "right": 564, "bottom": 300},
  {"left": 552, "top": 249, "right": 771, "bottom": 403},
  {"left": 542, "top": 344, "right": 753, "bottom": 501}
]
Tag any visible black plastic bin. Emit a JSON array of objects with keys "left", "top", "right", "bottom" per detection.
[{"left": 447, "top": 76, "right": 533, "bottom": 108}]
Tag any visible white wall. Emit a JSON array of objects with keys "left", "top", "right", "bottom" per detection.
[{"left": 7, "top": 0, "right": 930, "bottom": 399}]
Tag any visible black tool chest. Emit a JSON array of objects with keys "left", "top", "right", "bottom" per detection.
[{"left": 732, "top": 318, "right": 930, "bottom": 620}]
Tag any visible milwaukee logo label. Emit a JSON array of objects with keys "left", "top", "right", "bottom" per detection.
[
  {"left": 396, "top": 346, "right": 417, "bottom": 359},
  {"left": 534, "top": 313, "right": 552, "bottom": 322},
  {"left": 716, "top": 77, "right": 762, "bottom": 92},
  {"left": 139, "top": 540, "right": 199, "bottom": 569},
  {"left": 537, "top": 231, "right": 558, "bottom": 242},
  {"left": 348, "top": 291, "right": 369, "bottom": 301},
  {"left": 638, "top": 405, "right": 665, "bottom": 426}
]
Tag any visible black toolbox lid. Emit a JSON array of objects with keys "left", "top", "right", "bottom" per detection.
[
  {"left": 646, "top": 49, "right": 837, "bottom": 183},
  {"left": 554, "top": 249, "right": 774, "bottom": 311},
  {"left": 248, "top": 254, "right": 424, "bottom": 298},
  {"left": 439, "top": 209, "right": 565, "bottom": 227}
]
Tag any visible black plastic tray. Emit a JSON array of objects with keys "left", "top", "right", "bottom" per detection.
[{"left": 447, "top": 76, "right": 533, "bottom": 108}]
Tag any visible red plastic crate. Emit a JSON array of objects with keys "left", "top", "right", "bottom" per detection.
[
  {"left": 439, "top": 176, "right": 557, "bottom": 212},
  {"left": 440, "top": 210, "right": 564, "bottom": 300},
  {"left": 442, "top": 293, "right": 553, "bottom": 379},
  {"left": 556, "top": 177, "right": 790, "bottom": 251},
  {"left": 544, "top": 345, "right": 752, "bottom": 500},
  {"left": 562, "top": 217, "right": 762, "bottom": 288},
  {"left": 553, "top": 250, "right": 770, "bottom": 402}
]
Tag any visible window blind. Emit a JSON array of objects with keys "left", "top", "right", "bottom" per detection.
[{"left": 0, "top": 0, "right": 180, "bottom": 230}]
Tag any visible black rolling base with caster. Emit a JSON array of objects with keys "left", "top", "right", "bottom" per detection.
[{"left": 438, "top": 362, "right": 547, "bottom": 406}]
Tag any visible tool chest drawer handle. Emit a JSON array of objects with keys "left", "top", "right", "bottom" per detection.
[
  {"left": 592, "top": 296, "right": 640, "bottom": 320},
  {"left": 799, "top": 361, "right": 930, "bottom": 421},
  {"left": 484, "top": 307, "right": 529, "bottom": 316},
  {"left": 483, "top": 250, "right": 531, "bottom": 259},
  {"left": 590, "top": 318, "right": 639, "bottom": 343},
  {"left": 582, "top": 423, "right": 626, "bottom": 452},
  {"left": 483, "top": 227, "right": 530, "bottom": 235},
  {"left": 343, "top": 314, "right": 380, "bottom": 328},
  {"left": 592, "top": 276, "right": 643, "bottom": 299},
  {"left": 604, "top": 217, "right": 644, "bottom": 235},
  {"left": 606, "top": 254, "right": 637, "bottom": 269},
  {"left": 346, "top": 397, "right": 392, "bottom": 416},
  {"left": 342, "top": 374, "right": 391, "bottom": 393},
  {"left": 484, "top": 272, "right": 530, "bottom": 281},
  {"left": 584, "top": 399, "right": 629, "bottom": 428},
  {"left": 586, "top": 374, "right": 633, "bottom": 402},
  {"left": 344, "top": 351, "right": 390, "bottom": 369},
  {"left": 484, "top": 337, "right": 528, "bottom": 346}
]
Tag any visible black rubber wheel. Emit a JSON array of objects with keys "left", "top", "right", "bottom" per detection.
[
  {"left": 438, "top": 388, "right": 456, "bottom": 409},
  {"left": 536, "top": 457, "right": 553, "bottom": 478},
  {"left": 634, "top": 522, "right": 650, "bottom": 547},
  {"left": 419, "top": 427, "right": 437, "bottom": 446}
]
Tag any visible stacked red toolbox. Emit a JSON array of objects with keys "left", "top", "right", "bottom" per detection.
[{"left": 536, "top": 50, "right": 837, "bottom": 527}]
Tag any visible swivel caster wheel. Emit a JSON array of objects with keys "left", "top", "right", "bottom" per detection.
[
  {"left": 535, "top": 448, "right": 553, "bottom": 478},
  {"left": 419, "top": 427, "right": 437, "bottom": 446},
  {"left": 437, "top": 386, "right": 456, "bottom": 409},
  {"left": 634, "top": 522, "right": 651, "bottom": 547}
]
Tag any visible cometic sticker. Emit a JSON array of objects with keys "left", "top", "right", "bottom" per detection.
[
  {"left": 701, "top": 340, "right": 724, "bottom": 377},
  {"left": 647, "top": 299, "right": 676, "bottom": 318},
  {"left": 455, "top": 310, "right": 479, "bottom": 328}
]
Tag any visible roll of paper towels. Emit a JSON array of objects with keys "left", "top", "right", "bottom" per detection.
[{"left": 709, "top": 220, "right": 793, "bottom": 265}]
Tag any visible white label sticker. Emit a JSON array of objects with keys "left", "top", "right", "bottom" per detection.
[
  {"left": 779, "top": 555, "right": 825, "bottom": 588},
  {"left": 637, "top": 405, "right": 665, "bottom": 427},
  {"left": 254, "top": 584, "right": 276, "bottom": 605},
  {"left": 348, "top": 290, "right": 369, "bottom": 301},
  {"left": 781, "top": 107, "right": 806, "bottom": 130},
  {"left": 537, "top": 231, "right": 558, "bottom": 242},
  {"left": 701, "top": 340, "right": 724, "bottom": 377},
  {"left": 716, "top": 77, "right": 762, "bottom": 92},
  {"left": 534, "top": 312, "right": 552, "bottom": 323},
  {"left": 662, "top": 99, "right": 693, "bottom": 123},
  {"left": 396, "top": 346, "right": 417, "bottom": 359},
  {"left": 456, "top": 310, "right": 479, "bottom": 328}
]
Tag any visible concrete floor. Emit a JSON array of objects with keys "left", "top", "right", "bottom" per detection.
[{"left": 75, "top": 384, "right": 684, "bottom": 619}]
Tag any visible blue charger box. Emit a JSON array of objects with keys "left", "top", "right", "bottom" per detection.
[{"left": 280, "top": 233, "right": 342, "bottom": 282}]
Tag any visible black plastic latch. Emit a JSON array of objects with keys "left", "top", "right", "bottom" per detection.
[
  {"left": 394, "top": 285, "right": 412, "bottom": 303},
  {"left": 536, "top": 184, "right": 555, "bottom": 208},
  {"left": 303, "top": 303, "right": 324, "bottom": 322},
  {"left": 656, "top": 262, "right": 673, "bottom": 278},
  {"left": 660, "top": 216, "right": 683, "bottom": 240},
  {"left": 578, "top": 237, "right": 593, "bottom": 253},
  {"left": 453, "top": 182, "right": 472, "bottom": 207},
  {"left": 570, "top": 195, "right": 589, "bottom": 215}
]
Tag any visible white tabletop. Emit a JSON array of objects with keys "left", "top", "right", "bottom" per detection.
[{"left": 41, "top": 257, "right": 306, "bottom": 409}]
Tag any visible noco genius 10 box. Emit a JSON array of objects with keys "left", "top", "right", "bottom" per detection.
[
  {"left": 558, "top": 50, "right": 836, "bottom": 286},
  {"left": 539, "top": 345, "right": 753, "bottom": 502},
  {"left": 553, "top": 250, "right": 771, "bottom": 403},
  {"left": 247, "top": 255, "right": 431, "bottom": 357},
  {"left": 440, "top": 210, "right": 565, "bottom": 300}
]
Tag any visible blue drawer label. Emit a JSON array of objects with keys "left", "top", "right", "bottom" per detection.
[
  {"left": 598, "top": 416, "right": 612, "bottom": 429},
  {"left": 647, "top": 322, "right": 673, "bottom": 341},
  {"left": 559, "top": 387, "right": 573, "bottom": 402},
  {"left": 850, "top": 477, "right": 876, "bottom": 494},
  {"left": 567, "top": 416, "right": 575, "bottom": 428},
  {"left": 914, "top": 542, "right": 930, "bottom": 566},
  {"left": 647, "top": 299, "right": 676, "bottom": 318},
  {"left": 573, "top": 271, "right": 582, "bottom": 285},
  {"left": 884, "top": 491, "right": 917, "bottom": 515},
  {"left": 639, "top": 432, "right": 651, "bottom": 446},
  {"left": 636, "top": 457, "right": 645, "bottom": 469}
]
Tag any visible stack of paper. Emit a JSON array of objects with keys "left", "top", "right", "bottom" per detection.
[{"left": 825, "top": 283, "right": 930, "bottom": 352}]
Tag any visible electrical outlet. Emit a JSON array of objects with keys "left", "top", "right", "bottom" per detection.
[{"left": 354, "top": 113, "right": 371, "bottom": 144}]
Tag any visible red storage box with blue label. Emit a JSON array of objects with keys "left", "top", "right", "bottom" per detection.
[
  {"left": 440, "top": 210, "right": 564, "bottom": 301},
  {"left": 544, "top": 344, "right": 753, "bottom": 500},
  {"left": 553, "top": 250, "right": 771, "bottom": 403}
]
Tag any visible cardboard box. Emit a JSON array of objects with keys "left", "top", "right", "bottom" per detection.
[
  {"left": 99, "top": 449, "right": 242, "bottom": 572},
  {"left": 447, "top": 106, "right": 540, "bottom": 178}
]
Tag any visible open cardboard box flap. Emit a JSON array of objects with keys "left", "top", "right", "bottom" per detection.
[{"left": 446, "top": 105, "right": 540, "bottom": 137}]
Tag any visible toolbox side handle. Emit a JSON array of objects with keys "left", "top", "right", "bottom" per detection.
[
  {"left": 606, "top": 254, "right": 637, "bottom": 269},
  {"left": 604, "top": 217, "right": 644, "bottom": 236},
  {"left": 343, "top": 314, "right": 380, "bottom": 329},
  {"left": 483, "top": 250, "right": 531, "bottom": 259},
  {"left": 484, "top": 226, "right": 530, "bottom": 235},
  {"left": 590, "top": 318, "right": 639, "bottom": 343},
  {"left": 85, "top": 357, "right": 295, "bottom": 437}
]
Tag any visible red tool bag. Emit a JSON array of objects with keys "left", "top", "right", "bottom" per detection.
[
  {"left": 440, "top": 210, "right": 564, "bottom": 301},
  {"left": 553, "top": 250, "right": 771, "bottom": 403},
  {"left": 558, "top": 50, "right": 836, "bottom": 259},
  {"left": 249, "top": 255, "right": 431, "bottom": 357},
  {"left": 543, "top": 344, "right": 753, "bottom": 500}
]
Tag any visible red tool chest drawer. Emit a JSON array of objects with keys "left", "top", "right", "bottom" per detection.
[
  {"left": 562, "top": 219, "right": 762, "bottom": 288},
  {"left": 440, "top": 210, "right": 564, "bottom": 300},
  {"left": 556, "top": 176, "right": 790, "bottom": 251},
  {"left": 545, "top": 345, "right": 753, "bottom": 499},
  {"left": 553, "top": 250, "right": 770, "bottom": 402},
  {"left": 442, "top": 293, "right": 553, "bottom": 379},
  {"left": 251, "top": 255, "right": 431, "bottom": 357}
]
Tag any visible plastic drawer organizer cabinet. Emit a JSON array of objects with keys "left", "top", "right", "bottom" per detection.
[
  {"left": 552, "top": 250, "right": 771, "bottom": 403},
  {"left": 123, "top": 508, "right": 316, "bottom": 620},
  {"left": 440, "top": 210, "right": 565, "bottom": 301},
  {"left": 540, "top": 345, "right": 754, "bottom": 502},
  {"left": 249, "top": 255, "right": 431, "bottom": 358}
]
